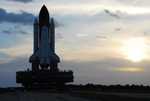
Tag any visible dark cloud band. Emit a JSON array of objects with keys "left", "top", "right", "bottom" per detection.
[
  {"left": 0, "top": 8, "right": 34, "bottom": 24},
  {"left": 8, "top": 0, "right": 33, "bottom": 3}
]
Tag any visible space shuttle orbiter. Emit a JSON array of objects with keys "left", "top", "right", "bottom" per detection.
[
  {"left": 16, "top": 5, "right": 73, "bottom": 87},
  {"left": 29, "top": 5, "right": 60, "bottom": 72}
]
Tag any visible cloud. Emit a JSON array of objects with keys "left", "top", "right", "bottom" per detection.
[
  {"left": 1, "top": 29, "right": 29, "bottom": 35},
  {"left": 96, "top": 35, "right": 107, "bottom": 39},
  {"left": 0, "top": 57, "right": 29, "bottom": 87},
  {"left": 0, "top": 8, "right": 34, "bottom": 24},
  {"left": 0, "top": 0, "right": 150, "bottom": 87},
  {"left": 60, "top": 57, "right": 150, "bottom": 85},
  {"left": 116, "top": 0, "right": 150, "bottom": 7},
  {"left": 0, "top": 52, "right": 11, "bottom": 62},
  {"left": 1, "top": 30, "right": 12, "bottom": 35},
  {"left": 0, "top": 7, "right": 61, "bottom": 26},
  {"left": 8, "top": 0, "right": 33, "bottom": 3},
  {"left": 104, "top": 9, "right": 120, "bottom": 19},
  {"left": 0, "top": 55, "right": 150, "bottom": 86},
  {"left": 54, "top": 19, "right": 63, "bottom": 27}
]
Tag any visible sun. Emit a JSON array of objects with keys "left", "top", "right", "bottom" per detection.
[{"left": 121, "top": 38, "right": 147, "bottom": 62}]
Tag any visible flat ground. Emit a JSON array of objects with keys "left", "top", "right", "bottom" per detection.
[
  {"left": 1, "top": 90, "right": 150, "bottom": 101},
  {"left": 0, "top": 90, "right": 91, "bottom": 101}
]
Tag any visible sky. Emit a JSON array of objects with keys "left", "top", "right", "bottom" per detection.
[{"left": 1, "top": 0, "right": 150, "bottom": 87}]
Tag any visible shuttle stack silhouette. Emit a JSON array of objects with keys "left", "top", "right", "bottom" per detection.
[{"left": 16, "top": 5, "right": 73, "bottom": 88}]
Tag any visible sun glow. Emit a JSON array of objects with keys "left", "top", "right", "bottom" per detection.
[{"left": 122, "top": 38, "right": 147, "bottom": 62}]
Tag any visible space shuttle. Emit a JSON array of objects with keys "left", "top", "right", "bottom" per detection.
[{"left": 29, "top": 5, "right": 60, "bottom": 72}]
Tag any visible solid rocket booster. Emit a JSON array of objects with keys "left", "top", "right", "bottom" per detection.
[
  {"left": 50, "top": 18, "right": 55, "bottom": 53},
  {"left": 30, "top": 5, "right": 60, "bottom": 70},
  {"left": 33, "top": 18, "right": 39, "bottom": 53}
]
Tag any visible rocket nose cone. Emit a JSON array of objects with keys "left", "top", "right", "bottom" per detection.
[{"left": 39, "top": 5, "right": 49, "bottom": 25}]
